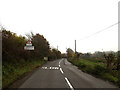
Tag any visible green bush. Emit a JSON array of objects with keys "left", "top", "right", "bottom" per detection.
[
  {"left": 79, "top": 62, "right": 86, "bottom": 68},
  {"left": 68, "top": 58, "right": 119, "bottom": 85},
  {"left": 92, "top": 64, "right": 106, "bottom": 75},
  {"left": 103, "top": 73, "right": 119, "bottom": 83}
]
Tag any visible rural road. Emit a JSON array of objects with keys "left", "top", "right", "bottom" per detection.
[{"left": 18, "top": 58, "right": 118, "bottom": 89}]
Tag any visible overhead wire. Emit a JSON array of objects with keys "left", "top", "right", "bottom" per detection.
[
  {"left": 49, "top": 21, "right": 119, "bottom": 52},
  {"left": 77, "top": 22, "right": 119, "bottom": 40}
]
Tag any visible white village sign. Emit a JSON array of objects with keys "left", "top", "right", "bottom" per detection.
[{"left": 24, "top": 40, "right": 34, "bottom": 50}]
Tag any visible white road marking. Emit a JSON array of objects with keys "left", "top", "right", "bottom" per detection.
[
  {"left": 65, "top": 77, "right": 74, "bottom": 90},
  {"left": 49, "top": 67, "right": 52, "bottom": 69},
  {"left": 54, "top": 67, "right": 59, "bottom": 69},
  {"left": 42, "top": 67, "right": 59, "bottom": 70},
  {"left": 59, "top": 64, "right": 60, "bottom": 67},
  {"left": 59, "top": 59, "right": 63, "bottom": 65},
  {"left": 59, "top": 61, "right": 61, "bottom": 65},
  {"left": 60, "top": 68, "right": 64, "bottom": 74},
  {"left": 42, "top": 67, "right": 47, "bottom": 69}
]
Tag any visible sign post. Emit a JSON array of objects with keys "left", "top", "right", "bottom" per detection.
[{"left": 24, "top": 40, "right": 34, "bottom": 50}]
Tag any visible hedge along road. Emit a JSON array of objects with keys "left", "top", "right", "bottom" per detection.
[{"left": 17, "top": 58, "right": 118, "bottom": 89}]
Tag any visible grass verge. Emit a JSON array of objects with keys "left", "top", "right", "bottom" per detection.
[
  {"left": 2, "top": 59, "right": 46, "bottom": 89},
  {"left": 68, "top": 58, "right": 119, "bottom": 86}
]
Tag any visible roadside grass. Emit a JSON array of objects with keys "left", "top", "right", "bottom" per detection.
[
  {"left": 68, "top": 58, "right": 119, "bottom": 85},
  {"left": 2, "top": 59, "right": 46, "bottom": 89}
]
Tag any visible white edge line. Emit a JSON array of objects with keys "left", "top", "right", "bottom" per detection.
[
  {"left": 60, "top": 68, "right": 64, "bottom": 74},
  {"left": 65, "top": 77, "right": 74, "bottom": 90}
]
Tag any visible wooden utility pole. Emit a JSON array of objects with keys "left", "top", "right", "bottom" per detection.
[
  {"left": 118, "top": 2, "right": 120, "bottom": 87},
  {"left": 57, "top": 45, "right": 58, "bottom": 51},
  {"left": 75, "top": 40, "right": 76, "bottom": 54}
]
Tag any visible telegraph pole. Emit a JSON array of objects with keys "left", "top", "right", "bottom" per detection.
[
  {"left": 75, "top": 40, "right": 76, "bottom": 54},
  {"left": 57, "top": 45, "right": 58, "bottom": 51}
]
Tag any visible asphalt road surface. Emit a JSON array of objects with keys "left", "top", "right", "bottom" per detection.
[{"left": 19, "top": 58, "right": 118, "bottom": 89}]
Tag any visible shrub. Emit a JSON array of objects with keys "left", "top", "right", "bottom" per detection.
[
  {"left": 92, "top": 64, "right": 106, "bottom": 75},
  {"left": 103, "top": 73, "right": 119, "bottom": 83},
  {"left": 79, "top": 63, "right": 86, "bottom": 68}
]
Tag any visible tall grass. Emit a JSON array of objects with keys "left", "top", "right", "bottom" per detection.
[
  {"left": 2, "top": 59, "right": 46, "bottom": 89},
  {"left": 68, "top": 58, "right": 119, "bottom": 85}
]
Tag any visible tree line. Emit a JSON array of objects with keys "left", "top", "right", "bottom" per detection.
[
  {"left": 2, "top": 27, "right": 63, "bottom": 89},
  {"left": 2, "top": 28, "right": 62, "bottom": 63}
]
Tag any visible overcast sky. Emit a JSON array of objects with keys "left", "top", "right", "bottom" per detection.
[{"left": 0, "top": 0, "right": 119, "bottom": 53}]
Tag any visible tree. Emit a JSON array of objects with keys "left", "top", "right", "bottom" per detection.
[
  {"left": 92, "top": 51, "right": 104, "bottom": 59},
  {"left": 49, "top": 48, "right": 61, "bottom": 60},
  {"left": 31, "top": 33, "right": 50, "bottom": 59},
  {"left": 66, "top": 48, "right": 74, "bottom": 58},
  {"left": 117, "top": 51, "right": 120, "bottom": 86},
  {"left": 104, "top": 53, "right": 115, "bottom": 73},
  {"left": 2, "top": 29, "right": 27, "bottom": 62}
]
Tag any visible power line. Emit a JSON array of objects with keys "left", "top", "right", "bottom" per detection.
[
  {"left": 50, "top": 22, "right": 119, "bottom": 52},
  {"left": 50, "top": 22, "right": 119, "bottom": 46},
  {"left": 78, "top": 22, "right": 120, "bottom": 40}
]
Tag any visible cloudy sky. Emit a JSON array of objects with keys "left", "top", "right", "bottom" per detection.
[{"left": 0, "top": 0, "right": 119, "bottom": 53}]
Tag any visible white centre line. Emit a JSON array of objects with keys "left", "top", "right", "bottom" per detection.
[
  {"left": 59, "top": 62, "right": 60, "bottom": 65},
  {"left": 59, "top": 60, "right": 61, "bottom": 65},
  {"left": 59, "top": 59, "right": 63, "bottom": 65},
  {"left": 59, "top": 59, "right": 63, "bottom": 68},
  {"left": 65, "top": 77, "right": 74, "bottom": 90},
  {"left": 60, "top": 68, "right": 64, "bottom": 74}
]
